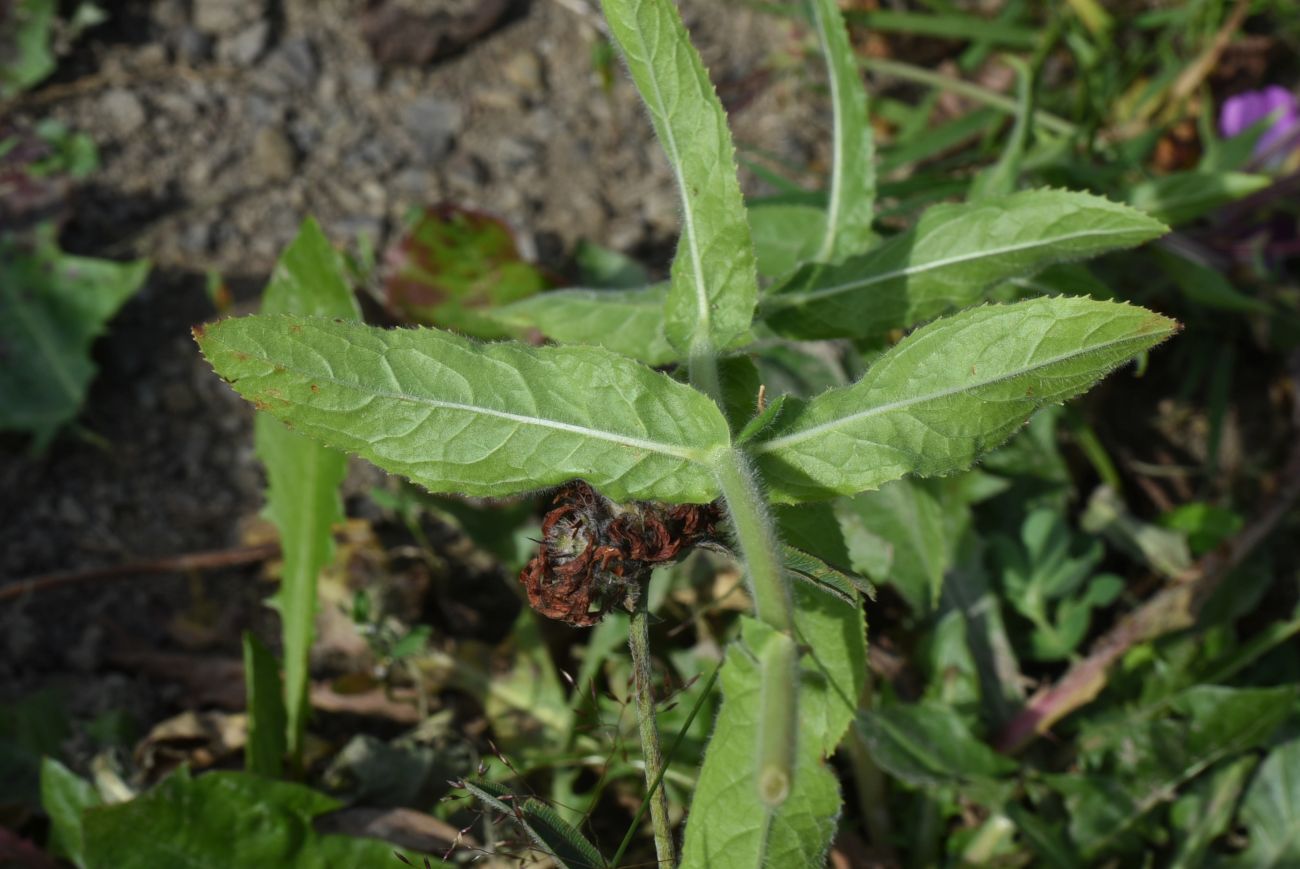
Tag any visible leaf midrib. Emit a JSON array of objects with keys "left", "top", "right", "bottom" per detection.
[
  {"left": 812, "top": 0, "right": 848, "bottom": 263},
  {"left": 768, "top": 225, "right": 1149, "bottom": 308},
  {"left": 753, "top": 326, "right": 1164, "bottom": 453},
  {"left": 214, "top": 331, "right": 715, "bottom": 463},
  {"left": 628, "top": 5, "right": 712, "bottom": 343}
]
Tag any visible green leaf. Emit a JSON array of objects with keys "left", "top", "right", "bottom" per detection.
[
  {"left": 788, "top": 560, "right": 868, "bottom": 754},
  {"left": 1061, "top": 685, "right": 1296, "bottom": 858},
  {"left": 41, "top": 758, "right": 101, "bottom": 868},
  {"left": 1223, "top": 738, "right": 1300, "bottom": 868},
  {"left": 382, "top": 204, "right": 548, "bottom": 338},
  {"left": 807, "top": 0, "right": 876, "bottom": 261},
  {"left": 0, "top": 0, "right": 57, "bottom": 98},
  {"left": 197, "top": 316, "right": 730, "bottom": 503},
  {"left": 761, "top": 189, "right": 1168, "bottom": 340},
  {"left": 242, "top": 632, "right": 287, "bottom": 778},
  {"left": 0, "top": 234, "right": 149, "bottom": 448},
  {"left": 599, "top": 0, "right": 759, "bottom": 353},
  {"left": 254, "top": 219, "right": 359, "bottom": 766},
  {"left": 462, "top": 779, "right": 606, "bottom": 868},
  {"left": 748, "top": 200, "right": 827, "bottom": 278},
  {"left": 1155, "top": 248, "right": 1269, "bottom": 314},
  {"left": 856, "top": 701, "right": 1017, "bottom": 789},
  {"left": 80, "top": 770, "right": 428, "bottom": 868},
  {"left": 968, "top": 56, "right": 1032, "bottom": 201},
  {"left": 1081, "top": 485, "right": 1192, "bottom": 578},
  {"left": 835, "top": 477, "right": 955, "bottom": 613},
  {"left": 1126, "top": 171, "right": 1270, "bottom": 226},
  {"left": 488, "top": 285, "right": 677, "bottom": 366},
  {"left": 573, "top": 240, "right": 650, "bottom": 289},
  {"left": 1169, "top": 756, "right": 1256, "bottom": 869},
  {"left": 752, "top": 296, "right": 1178, "bottom": 502},
  {"left": 680, "top": 617, "right": 847, "bottom": 868}
]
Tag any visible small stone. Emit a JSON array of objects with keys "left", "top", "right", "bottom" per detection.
[
  {"left": 256, "top": 38, "right": 318, "bottom": 94},
  {"left": 219, "top": 20, "right": 271, "bottom": 66},
  {"left": 345, "top": 62, "right": 380, "bottom": 94},
  {"left": 102, "top": 89, "right": 147, "bottom": 137},
  {"left": 400, "top": 96, "right": 461, "bottom": 165},
  {"left": 134, "top": 44, "right": 169, "bottom": 68},
  {"left": 194, "top": 0, "right": 264, "bottom": 34},
  {"left": 174, "top": 27, "right": 213, "bottom": 65},
  {"left": 251, "top": 126, "right": 296, "bottom": 181},
  {"left": 502, "top": 50, "right": 544, "bottom": 93}
]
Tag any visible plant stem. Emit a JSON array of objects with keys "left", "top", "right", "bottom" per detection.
[
  {"left": 714, "top": 449, "right": 792, "bottom": 633},
  {"left": 861, "top": 56, "right": 1077, "bottom": 137},
  {"left": 628, "top": 592, "right": 676, "bottom": 866},
  {"left": 688, "top": 342, "right": 723, "bottom": 409}
]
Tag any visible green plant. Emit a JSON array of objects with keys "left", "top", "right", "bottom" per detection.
[{"left": 195, "top": 1, "right": 1181, "bottom": 865}]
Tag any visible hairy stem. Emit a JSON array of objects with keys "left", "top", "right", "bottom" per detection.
[
  {"left": 688, "top": 341, "right": 723, "bottom": 409},
  {"left": 628, "top": 593, "right": 676, "bottom": 866},
  {"left": 714, "top": 448, "right": 798, "bottom": 808},
  {"left": 714, "top": 449, "right": 792, "bottom": 633}
]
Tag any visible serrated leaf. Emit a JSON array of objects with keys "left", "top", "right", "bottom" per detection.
[
  {"left": 80, "top": 770, "right": 426, "bottom": 868},
  {"left": 807, "top": 0, "right": 876, "bottom": 261},
  {"left": 41, "top": 758, "right": 101, "bottom": 868},
  {"left": 253, "top": 218, "right": 359, "bottom": 766},
  {"left": 1222, "top": 738, "right": 1300, "bottom": 868},
  {"left": 600, "top": 0, "right": 758, "bottom": 353},
  {"left": 0, "top": 234, "right": 149, "bottom": 448},
  {"left": 736, "top": 393, "right": 787, "bottom": 445},
  {"left": 761, "top": 189, "right": 1168, "bottom": 340},
  {"left": 1126, "top": 171, "right": 1270, "bottom": 225},
  {"left": 198, "top": 316, "right": 729, "bottom": 503},
  {"left": 751, "top": 297, "right": 1178, "bottom": 502},
  {"left": 783, "top": 541, "right": 874, "bottom": 605},
  {"left": 488, "top": 285, "right": 677, "bottom": 366},
  {"left": 680, "top": 616, "right": 849, "bottom": 868},
  {"left": 462, "top": 780, "right": 605, "bottom": 868}
]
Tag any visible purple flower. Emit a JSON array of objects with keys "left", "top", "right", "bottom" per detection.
[{"left": 1219, "top": 86, "right": 1300, "bottom": 158}]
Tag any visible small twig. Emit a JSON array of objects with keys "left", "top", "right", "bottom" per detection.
[
  {"left": 995, "top": 352, "right": 1300, "bottom": 753},
  {"left": 626, "top": 592, "right": 676, "bottom": 866},
  {"left": 0, "top": 543, "right": 281, "bottom": 604}
]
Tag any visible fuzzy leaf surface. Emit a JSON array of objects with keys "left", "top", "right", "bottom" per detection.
[
  {"left": 600, "top": 0, "right": 758, "bottom": 352},
  {"left": 488, "top": 285, "right": 677, "bottom": 366},
  {"left": 752, "top": 297, "right": 1178, "bottom": 502},
  {"left": 254, "top": 218, "right": 359, "bottom": 764},
  {"left": 808, "top": 0, "right": 876, "bottom": 261},
  {"left": 761, "top": 189, "right": 1167, "bottom": 340},
  {"left": 681, "top": 616, "right": 842, "bottom": 869},
  {"left": 198, "top": 316, "right": 729, "bottom": 503}
]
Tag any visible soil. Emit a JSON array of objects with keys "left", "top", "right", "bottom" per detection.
[{"left": 0, "top": 0, "right": 830, "bottom": 784}]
